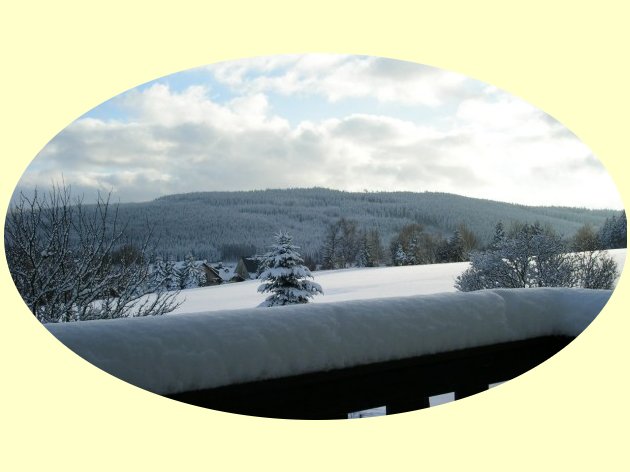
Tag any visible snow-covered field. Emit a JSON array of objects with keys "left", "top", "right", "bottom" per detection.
[
  {"left": 171, "top": 261, "right": 468, "bottom": 314},
  {"left": 171, "top": 249, "right": 626, "bottom": 315}
]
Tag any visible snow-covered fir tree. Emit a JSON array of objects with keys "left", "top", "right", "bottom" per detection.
[
  {"left": 257, "top": 231, "right": 323, "bottom": 307},
  {"left": 365, "top": 228, "right": 385, "bottom": 266},
  {"left": 406, "top": 237, "right": 418, "bottom": 265},
  {"left": 151, "top": 256, "right": 178, "bottom": 292},
  {"left": 392, "top": 243, "right": 408, "bottom": 266},
  {"left": 338, "top": 218, "right": 359, "bottom": 267},
  {"left": 150, "top": 256, "right": 166, "bottom": 291},
  {"left": 356, "top": 232, "right": 371, "bottom": 268},
  {"left": 598, "top": 210, "right": 627, "bottom": 249},
  {"left": 178, "top": 253, "right": 206, "bottom": 289},
  {"left": 447, "top": 230, "right": 465, "bottom": 262},
  {"left": 355, "top": 229, "right": 384, "bottom": 267},
  {"left": 490, "top": 221, "right": 506, "bottom": 249},
  {"left": 164, "top": 259, "right": 178, "bottom": 290}
]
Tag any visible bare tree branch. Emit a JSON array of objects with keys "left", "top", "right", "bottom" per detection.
[{"left": 5, "top": 184, "right": 181, "bottom": 323}]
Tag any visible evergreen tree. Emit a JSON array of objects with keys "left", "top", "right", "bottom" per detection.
[
  {"left": 619, "top": 211, "right": 628, "bottom": 248},
  {"left": 257, "top": 231, "right": 323, "bottom": 307},
  {"left": 365, "top": 228, "right": 385, "bottom": 266},
  {"left": 150, "top": 256, "right": 168, "bottom": 291},
  {"left": 175, "top": 264, "right": 192, "bottom": 290},
  {"left": 436, "top": 238, "right": 451, "bottom": 263},
  {"left": 356, "top": 232, "right": 370, "bottom": 268},
  {"left": 391, "top": 224, "right": 417, "bottom": 265},
  {"left": 357, "top": 228, "right": 384, "bottom": 267},
  {"left": 151, "top": 256, "right": 178, "bottom": 291},
  {"left": 598, "top": 211, "right": 627, "bottom": 249},
  {"left": 338, "top": 218, "right": 359, "bottom": 268},
  {"left": 406, "top": 236, "right": 418, "bottom": 265},
  {"left": 392, "top": 242, "right": 407, "bottom": 266},
  {"left": 447, "top": 229, "right": 465, "bottom": 262},
  {"left": 163, "top": 259, "right": 178, "bottom": 291},
  {"left": 321, "top": 222, "right": 342, "bottom": 269},
  {"left": 178, "top": 253, "right": 205, "bottom": 289},
  {"left": 490, "top": 222, "right": 506, "bottom": 249}
]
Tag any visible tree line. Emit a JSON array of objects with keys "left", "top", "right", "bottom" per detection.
[
  {"left": 317, "top": 210, "right": 625, "bottom": 270},
  {"left": 318, "top": 218, "right": 480, "bottom": 269}
]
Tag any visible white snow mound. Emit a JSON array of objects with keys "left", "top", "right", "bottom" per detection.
[{"left": 46, "top": 288, "right": 612, "bottom": 395}]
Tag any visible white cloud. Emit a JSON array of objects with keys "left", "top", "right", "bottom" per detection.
[
  {"left": 120, "top": 84, "right": 289, "bottom": 133},
  {"left": 457, "top": 96, "right": 547, "bottom": 134},
  {"left": 208, "top": 54, "right": 470, "bottom": 106}
]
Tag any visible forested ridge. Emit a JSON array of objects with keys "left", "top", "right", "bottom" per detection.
[{"left": 111, "top": 188, "right": 618, "bottom": 260}]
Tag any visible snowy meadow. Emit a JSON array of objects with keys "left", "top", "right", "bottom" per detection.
[{"left": 169, "top": 249, "right": 626, "bottom": 315}]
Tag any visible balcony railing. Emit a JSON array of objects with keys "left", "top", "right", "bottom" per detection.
[
  {"left": 167, "top": 335, "right": 572, "bottom": 419},
  {"left": 46, "top": 288, "right": 607, "bottom": 419}
]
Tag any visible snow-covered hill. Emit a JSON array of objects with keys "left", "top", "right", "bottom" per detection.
[
  {"left": 109, "top": 188, "right": 621, "bottom": 260},
  {"left": 170, "top": 249, "right": 626, "bottom": 315}
]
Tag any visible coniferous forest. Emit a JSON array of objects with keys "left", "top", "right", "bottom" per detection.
[{"left": 103, "top": 187, "right": 620, "bottom": 261}]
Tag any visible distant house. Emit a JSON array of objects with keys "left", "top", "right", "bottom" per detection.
[
  {"left": 200, "top": 262, "right": 223, "bottom": 286},
  {"left": 230, "top": 273, "right": 247, "bottom": 283},
  {"left": 235, "top": 257, "right": 261, "bottom": 281}
]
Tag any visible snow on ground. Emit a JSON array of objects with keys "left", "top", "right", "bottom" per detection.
[
  {"left": 47, "top": 287, "right": 613, "bottom": 396},
  {"left": 611, "top": 248, "right": 626, "bottom": 273},
  {"left": 171, "top": 261, "right": 470, "bottom": 314},
  {"left": 172, "top": 248, "right": 626, "bottom": 315}
]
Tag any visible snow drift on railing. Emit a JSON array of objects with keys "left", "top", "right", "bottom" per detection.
[{"left": 46, "top": 288, "right": 612, "bottom": 395}]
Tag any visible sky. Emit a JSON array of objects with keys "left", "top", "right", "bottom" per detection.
[{"left": 18, "top": 54, "right": 624, "bottom": 209}]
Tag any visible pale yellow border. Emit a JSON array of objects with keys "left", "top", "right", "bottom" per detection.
[{"left": 1, "top": 1, "right": 628, "bottom": 471}]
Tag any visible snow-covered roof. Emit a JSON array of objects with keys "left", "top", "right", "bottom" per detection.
[
  {"left": 46, "top": 288, "right": 612, "bottom": 396},
  {"left": 199, "top": 262, "right": 236, "bottom": 282}
]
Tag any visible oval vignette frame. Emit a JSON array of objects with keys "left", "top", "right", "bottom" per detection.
[{"left": 5, "top": 53, "right": 626, "bottom": 420}]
